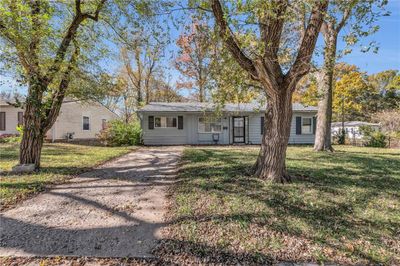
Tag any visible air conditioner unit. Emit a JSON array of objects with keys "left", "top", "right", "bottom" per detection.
[{"left": 66, "top": 132, "right": 75, "bottom": 141}]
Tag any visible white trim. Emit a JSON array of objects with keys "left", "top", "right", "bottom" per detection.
[
  {"left": 82, "top": 116, "right": 90, "bottom": 131},
  {"left": 154, "top": 116, "right": 178, "bottom": 128},
  {"left": 198, "top": 117, "right": 222, "bottom": 133}
]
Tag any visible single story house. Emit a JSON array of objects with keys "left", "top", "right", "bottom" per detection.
[
  {"left": 0, "top": 98, "right": 118, "bottom": 141},
  {"left": 138, "top": 102, "right": 318, "bottom": 145},
  {"left": 331, "top": 121, "right": 380, "bottom": 139}
]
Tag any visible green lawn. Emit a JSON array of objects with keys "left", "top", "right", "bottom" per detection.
[
  {"left": 0, "top": 143, "right": 134, "bottom": 209},
  {"left": 158, "top": 146, "right": 400, "bottom": 265}
]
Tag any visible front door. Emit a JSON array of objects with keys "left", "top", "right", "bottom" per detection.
[{"left": 233, "top": 117, "right": 245, "bottom": 143}]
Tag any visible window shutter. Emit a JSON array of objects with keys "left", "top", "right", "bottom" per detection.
[
  {"left": 296, "top": 116, "right": 302, "bottom": 135},
  {"left": 148, "top": 116, "right": 154, "bottom": 130},
  {"left": 260, "top": 116, "right": 264, "bottom": 135},
  {"left": 0, "top": 112, "right": 5, "bottom": 131},
  {"left": 178, "top": 116, "right": 183, "bottom": 130},
  {"left": 313, "top": 116, "right": 317, "bottom": 134}
]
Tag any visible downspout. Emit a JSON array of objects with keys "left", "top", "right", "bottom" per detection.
[{"left": 52, "top": 122, "right": 56, "bottom": 143}]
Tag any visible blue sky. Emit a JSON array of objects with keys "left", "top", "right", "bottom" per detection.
[
  {"left": 1, "top": 1, "right": 399, "bottom": 95},
  {"left": 332, "top": 0, "right": 400, "bottom": 74}
]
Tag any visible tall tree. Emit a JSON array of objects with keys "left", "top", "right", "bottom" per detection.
[
  {"left": 210, "top": 0, "right": 328, "bottom": 182},
  {"left": 175, "top": 18, "right": 212, "bottom": 102},
  {"left": 293, "top": 63, "right": 359, "bottom": 107},
  {"left": 121, "top": 32, "right": 164, "bottom": 106},
  {"left": 367, "top": 70, "right": 400, "bottom": 111},
  {"left": 313, "top": 0, "right": 388, "bottom": 151},
  {"left": 333, "top": 71, "right": 372, "bottom": 121},
  {"left": 209, "top": 32, "right": 263, "bottom": 104},
  {"left": 151, "top": 79, "right": 184, "bottom": 102},
  {"left": 0, "top": 0, "right": 107, "bottom": 168}
]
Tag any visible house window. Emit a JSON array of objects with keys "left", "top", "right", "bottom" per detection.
[
  {"left": 0, "top": 112, "right": 5, "bottom": 131},
  {"left": 17, "top": 112, "right": 23, "bottom": 126},
  {"left": 83, "top": 116, "right": 90, "bottom": 130},
  {"left": 302, "top": 117, "right": 312, "bottom": 134},
  {"left": 198, "top": 117, "right": 222, "bottom": 133},
  {"left": 154, "top": 117, "right": 177, "bottom": 128},
  {"left": 102, "top": 119, "right": 107, "bottom": 130}
]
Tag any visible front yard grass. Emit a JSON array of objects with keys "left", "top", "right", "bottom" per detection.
[
  {"left": 159, "top": 146, "right": 400, "bottom": 265},
  {"left": 0, "top": 143, "right": 134, "bottom": 209}
]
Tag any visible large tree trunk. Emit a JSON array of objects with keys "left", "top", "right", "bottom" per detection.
[
  {"left": 19, "top": 82, "right": 45, "bottom": 168},
  {"left": 19, "top": 123, "right": 44, "bottom": 169},
  {"left": 314, "top": 32, "right": 337, "bottom": 152},
  {"left": 198, "top": 83, "right": 204, "bottom": 102},
  {"left": 19, "top": 75, "right": 70, "bottom": 169},
  {"left": 254, "top": 88, "right": 293, "bottom": 182}
]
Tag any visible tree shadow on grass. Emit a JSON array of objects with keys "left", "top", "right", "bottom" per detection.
[
  {"left": 175, "top": 148, "right": 400, "bottom": 264},
  {"left": 0, "top": 215, "right": 274, "bottom": 265}
]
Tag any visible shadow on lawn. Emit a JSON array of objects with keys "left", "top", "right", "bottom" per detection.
[
  {"left": 0, "top": 215, "right": 273, "bottom": 265},
  {"left": 1, "top": 147, "right": 398, "bottom": 264},
  {"left": 175, "top": 148, "right": 400, "bottom": 264},
  {"left": 0, "top": 147, "right": 273, "bottom": 264}
]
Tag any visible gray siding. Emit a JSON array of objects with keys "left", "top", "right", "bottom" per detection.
[
  {"left": 141, "top": 113, "right": 230, "bottom": 145},
  {"left": 288, "top": 112, "right": 316, "bottom": 144},
  {"left": 248, "top": 112, "right": 316, "bottom": 144},
  {"left": 141, "top": 111, "right": 316, "bottom": 145},
  {"left": 141, "top": 113, "right": 188, "bottom": 145},
  {"left": 248, "top": 114, "right": 262, "bottom": 144}
]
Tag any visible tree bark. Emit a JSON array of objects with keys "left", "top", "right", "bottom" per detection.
[
  {"left": 210, "top": 0, "right": 328, "bottom": 182},
  {"left": 4, "top": 0, "right": 105, "bottom": 170},
  {"left": 19, "top": 121, "right": 44, "bottom": 168},
  {"left": 254, "top": 86, "right": 293, "bottom": 182},
  {"left": 314, "top": 30, "right": 337, "bottom": 152},
  {"left": 198, "top": 82, "right": 204, "bottom": 102},
  {"left": 19, "top": 76, "right": 46, "bottom": 168}
]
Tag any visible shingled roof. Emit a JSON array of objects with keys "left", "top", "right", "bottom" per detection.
[
  {"left": 331, "top": 121, "right": 380, "bottom": 127},
  {"left": 138, "top": 102, "right": 318, "bottom": 113}
]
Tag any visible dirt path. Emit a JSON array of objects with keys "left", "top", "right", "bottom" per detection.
[{"left": 0, "top": 146, "right": 183, "bottom": 258}]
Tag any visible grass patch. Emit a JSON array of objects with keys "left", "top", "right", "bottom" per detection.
[
  {"left": 161, "top": 146, "right": 400, "bottom": 265},
  {"left": 0, "top": 143, "right": 134, "bottom": 208}
]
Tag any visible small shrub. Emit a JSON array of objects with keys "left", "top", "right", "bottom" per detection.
[
  {"left": 0, "top": 134, "right": 19, "bottom": 143},
  {"left": 337, "top": 128, "right": 346, "bottom": 145},
  {"left": 97, "top": 120, "right": 141, "bottom": 146},
  {"left": 0, "top": 126, "right": 23, "bottom": 144},
  {"left": 332, "top": 128, "right": 346, "bottom": 145},
  {"left": 360, "top": 125, "right": 387, "bottom": 148},
  {"left": 365, "top": 131, "right": 387, "bottom": 148}
]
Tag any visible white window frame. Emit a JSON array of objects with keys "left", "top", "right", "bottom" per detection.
[
  {"left": 302, "top": 117, "right": 312, "bottom": 135},
  {"left": 198, "top": 117, "right": 222, "bottom": 133},
  {"left": 82, "top": 116, "right": 90, "bottom": 131},
  {"left": 154, "top": 116, "right": 177, "bottom": 128}
]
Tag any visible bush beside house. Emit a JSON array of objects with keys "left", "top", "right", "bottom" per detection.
[
  {"left": 97, "top": 120, "right": 141, "bottom": 146},
  {"left": 360, "top": 126, "right": 387, "bottom": 148}
]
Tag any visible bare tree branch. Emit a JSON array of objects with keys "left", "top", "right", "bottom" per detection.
[
  {"left": 336, "top": 7, "right": 352, "bottom": 32},
  {"left": 260, "top": 0, "right": 288, "bottom": 65},
  {"left": 45, "top": 0, "right": 107, "bottom": 86},
  {"left": 285, "top": 0, "right": 328, "bottom": 87},
  {"left": 83, "top": 0, "right": 107, "bottom": 21},
  {"left": 210, "top": 0, "right": 258, "bottom": 79},
  {"left": 42, "top": 42, "right": 80, "bottom": 132}
]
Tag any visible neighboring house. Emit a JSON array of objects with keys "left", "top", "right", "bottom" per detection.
[
  {"left": 138, "top": 102, "right": 318, "bottom": 145},
  {"left": 331, "top": 121, "right": 380, "bottom": 139},
  {"left": 0, "top": 98, "right": 118, "bottom": 141}
]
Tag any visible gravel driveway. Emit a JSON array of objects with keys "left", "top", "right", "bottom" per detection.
[{"left": 0, "top": 146, "right": 183, "bottom": 258}]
